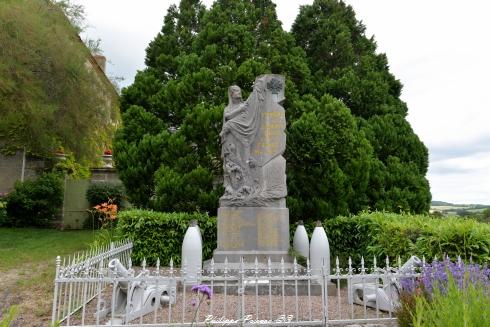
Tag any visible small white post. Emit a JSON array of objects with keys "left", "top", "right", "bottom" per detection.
[
  {"left": 293, "top": 220, "right": 309, "bottom": 259},
  {"left": 51, "top": 256, "right": 61, "bottom": 325},
  {"left": 310, "top": 221, "right": 330, "bottom": 276},
  {"left": 181, "top": 220, "right": 202, "bottom": 284},
  {"left": 20, "top": 147, "right": 26, "bottom": 182}
]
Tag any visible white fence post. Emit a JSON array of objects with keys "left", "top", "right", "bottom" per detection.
[{"left": 51, "top": 255, "right": 61, "bottom": 325}]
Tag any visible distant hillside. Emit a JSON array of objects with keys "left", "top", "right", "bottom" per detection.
[
  {"left": 431, "top": 201, "right": 490, "bottom": 218},
  {"left": 431, "top": 201, "right": 454, "bottom": 206}
]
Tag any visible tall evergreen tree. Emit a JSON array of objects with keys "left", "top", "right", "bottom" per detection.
[
  {"left": 115, "top": 0, "right": 431, "bottom": 219},
  {"left": 292, "top": 0, "right": 431, "bottom": 212}
]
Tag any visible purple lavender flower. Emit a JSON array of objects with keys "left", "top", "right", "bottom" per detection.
[
  {"left": 399, "top": 277, "right": 417, "bottom": 293},
  {"left": 415, "top": 258, "right": 489, "bottom": 297},
  {"left": 191, "top": 284, "right": 213, "bottom": 299}
]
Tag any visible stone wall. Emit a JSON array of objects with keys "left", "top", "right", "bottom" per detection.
[
  {"left": 0, "top": 153, "right": 123, "bottom": 229},
  {"left": 0, "top": 152, "right": 44, "bottom": 194},
  {"left": 60, "top": 167, "right": 123, "bottom": 230}
]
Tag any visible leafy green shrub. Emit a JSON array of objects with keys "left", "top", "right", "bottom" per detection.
[
  {"left": 324, "top": 216, "right": 372, "bottom": 267},
  {"left": 5, "top": 172, "right": 64, "bottom": 227},
  {"left": 86, "top": 182, "right": 125, "bottom": 207},
  {"left": 52, "top": 153, "right": 90, "bottom": 179},
  {"left": 475, "top": 208, "right": 490, "bottom": 223},
  {"left": 0, "top": 194, "right": 8, "bottom": 227},
  {"left": 323, "top": 212, "right": 490, "bottom": 265},
  {"left": 411, "top": 283, "right": 490, "bottom": 327},
  {"left": 116, "top": 209, "right": 216, "bottom": 266}
]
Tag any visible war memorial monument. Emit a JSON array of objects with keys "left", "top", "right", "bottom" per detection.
[{"left": 212, "top": 74, "right": 290, "bottom": 265}]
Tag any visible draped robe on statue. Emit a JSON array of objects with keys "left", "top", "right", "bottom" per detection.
[{"left": 220, "top": 75, "right": 287, "bottom": 207}]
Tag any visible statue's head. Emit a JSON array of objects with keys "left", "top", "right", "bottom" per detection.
[{"left": 228, "top": 85, "right": 242, "bottom": 104}]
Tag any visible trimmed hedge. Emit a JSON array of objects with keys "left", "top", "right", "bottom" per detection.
[
  {"left": 116, "top": 209, "right": 216, "bottom": 266},
  {"left": 117, "top": 210, "right": 489, "bottom": 268},
  {"left": 323, "top": 212, "right": 490, "bottom": 266}
]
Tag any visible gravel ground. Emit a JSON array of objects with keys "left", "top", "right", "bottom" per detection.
[{"left": 67, "top": 285, "right": 397, "bottom": 326}]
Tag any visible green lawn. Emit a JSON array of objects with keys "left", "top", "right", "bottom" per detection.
[
  {"left": 0, "top": 228, "right": 97, "bottom": 270},
  {"left": 0, "top": 228, "right": 97, "bottom": 325}
]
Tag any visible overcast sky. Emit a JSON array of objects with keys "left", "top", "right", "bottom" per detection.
[{"left": 76, "top": 0, "right": 490, "bottom": 205}]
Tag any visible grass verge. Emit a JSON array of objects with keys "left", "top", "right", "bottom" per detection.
[
  {"left": 0, "top": 228, "right": 95, "bottom": 270},
  {"left": 0, "top": 228, "right": 96, "bottom": 326}
]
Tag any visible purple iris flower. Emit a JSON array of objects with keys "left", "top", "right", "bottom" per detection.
[{"left": 191, "top": 284, "right": 213, "bottom": 299}]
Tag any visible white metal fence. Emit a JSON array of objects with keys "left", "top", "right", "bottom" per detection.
[
  {"left": 51, "top": 240, "right": 133, "bottom": 325},
  {"left": 52, "top": 242, "right": 420, "bottom": 326}
]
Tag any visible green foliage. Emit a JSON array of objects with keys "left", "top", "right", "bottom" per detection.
[
  {"left": 116, "top": 209, "right": 216, "bottom": 266},
  {"left": 288, "top": 246, "right": 307, "bottom": 266},
  {"left": 287, "top": 95, "right": 372, "bottom": 221},
  {"left": 116, "top": 0, "right": 430, "bottom": 219},
  {"left": 85, "top": 182, "right": 125, "bottom": 207},
  {"left": 479, "top": 208, "right": 490, "bottom": 223},
  {"left": 291, "top": 0, "right": 405, "bottom": 118},
  {"left": 0, "top": 305, "right": 18, "bottom": 327},
  {"left": 323, "top": 212, "right": 490, "bottom": 266},
  {"left": 153, "top": 165, "right": 218, "bottom": 213},
  {"left": 361, "top": 120, "right": 430, "bottom": 213},
  {"left": 89, "top": 228, "right": 117, "bottom": 250},
  {"left": 409, "top": 278, "right": 490, "bottom": 327},
  {"left": 291, "top": 0, "right": 430, "bottom": 215},
  {"left": 0, "top": 197, "right": 7, "bottom": 227},
  {"left": 5, "top": 172, "right": 64, "bottom": 227},
  {"left": 323, "top": 215, "right": 371, "bottom": 266},
  {"left": 113, "top": 106, "right": 169, "bottom": 207},
  {"left": 52, "top": 153, "right": 90, "bottom": 179},
  {"left": 0, "top": 0, "right": 119, "bottom": 162}
]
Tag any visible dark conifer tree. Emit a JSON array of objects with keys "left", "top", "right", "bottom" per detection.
[
  {"left": 115, "top": 0, "right": 431, "bottom": 218},
  {"left": 292, "top": 0, "right": 431, "bottom": 212}
]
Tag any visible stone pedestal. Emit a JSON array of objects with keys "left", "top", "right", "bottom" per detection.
[{"left": 213, "top": 207, "right": 289, "bottom": 263}]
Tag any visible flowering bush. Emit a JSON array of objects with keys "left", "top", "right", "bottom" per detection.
[
  {"left": 397, "top": 258, "right": 490, "bottom": 327},
  {"left": 90, "top": 200, "right": 118, "bottom": 231},
  {"left": 400, "top": 257, "right": 489, "bottom": 295},
  {"left": 87, "top": 200, "right": 119, "bottom": 248},
  {"left": 93, "top": 201, "right": 118, "bottom": 224}
]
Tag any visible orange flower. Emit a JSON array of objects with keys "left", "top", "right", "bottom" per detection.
[{"left": 93, "top": 201, "right": 118, "bottom": 222}]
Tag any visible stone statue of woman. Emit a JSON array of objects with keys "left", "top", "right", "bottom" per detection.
[{"left": 220, "top": 81, "right": 265, "bottom": 199}]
